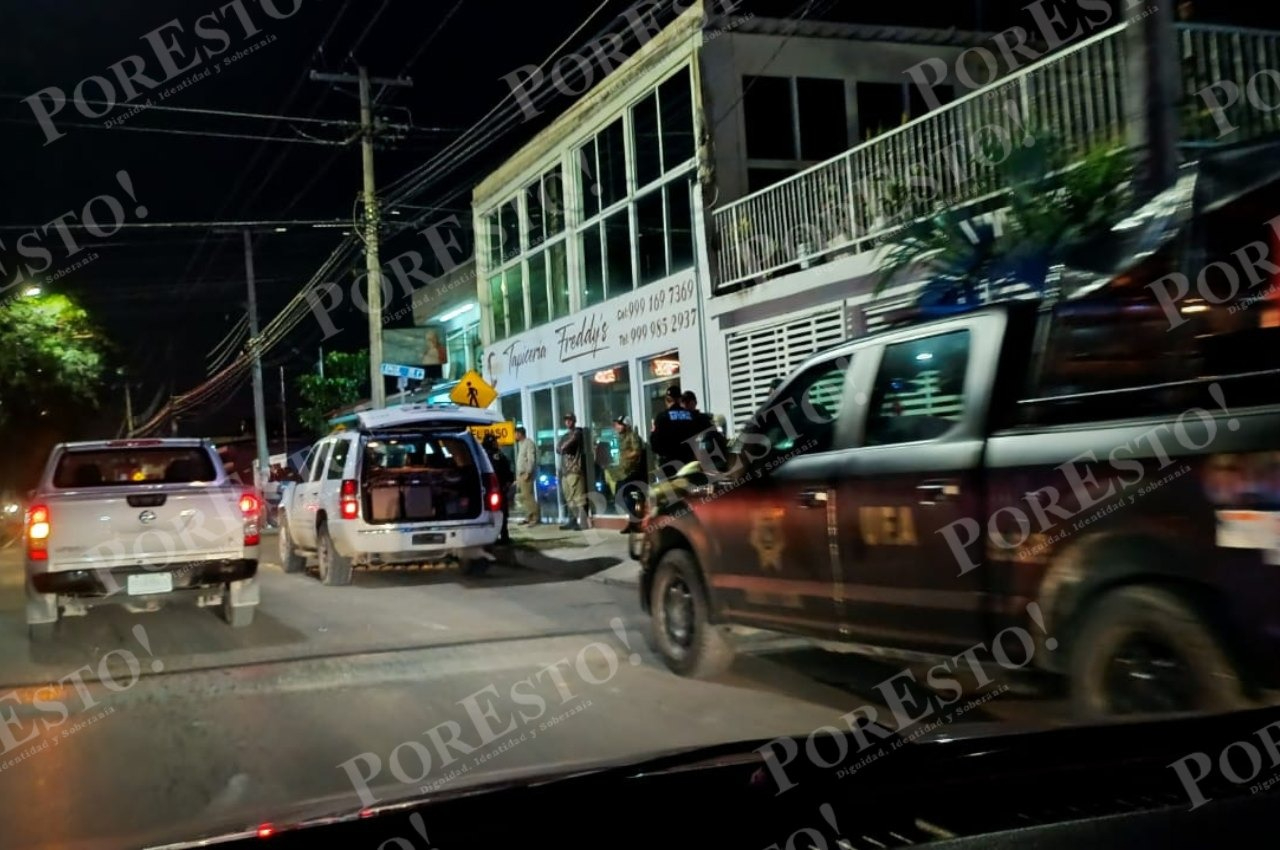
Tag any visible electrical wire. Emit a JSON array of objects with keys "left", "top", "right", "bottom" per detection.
[
  {"left": 379, "top": 0, "right": 624, "bottom": 201},
  {"left": 0, "top": 117, "right": 348, "bottom": 145},
  {"left": 150, "top": 0, "right": 673, "bottom": 424},
  {"left": 0, "top": 92, "right": 364, "bottom": 128}
]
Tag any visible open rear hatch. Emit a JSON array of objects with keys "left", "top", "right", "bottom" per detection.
[{"left": 360, "top": 429, "right": 482, "bottom": 524}]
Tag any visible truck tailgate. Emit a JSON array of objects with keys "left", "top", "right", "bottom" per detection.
[{"left": 45, "top": 486, "right": 245, "bottom": 572}]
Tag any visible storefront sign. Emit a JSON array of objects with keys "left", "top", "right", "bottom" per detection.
[{"left": 484, "top": 272, "right": 699, "bottom": 389}]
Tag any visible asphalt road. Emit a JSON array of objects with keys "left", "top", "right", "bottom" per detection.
[{"left": 0, "top": 532, "right": 1067, "bottom": 850}]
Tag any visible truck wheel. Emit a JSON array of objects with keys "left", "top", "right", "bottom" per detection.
[
  {"left": 1069, "top": 585, "right": 1246, "bottom": 719},
  {"left": 649, "top": 548, "right": 734, "bottom": 678},
  {"left": 222, "top": 594, "right": 255, "bottom": 628},
  {"left": 277, "top": 517, "right": 306, "bottom": 574},
  {"left": 317, "top": 523, "right": 353, "bottom": 587}
]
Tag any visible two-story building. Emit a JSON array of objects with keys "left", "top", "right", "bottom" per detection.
[{"left": 474, "top": 1, "right": 993, "bottom": 515}]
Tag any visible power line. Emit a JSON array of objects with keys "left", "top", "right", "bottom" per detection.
[
  {"left": 0, "top": 219, "right": 352, "bottom": 232},
  {"left": 0, "top": 116, "right": 352, "bottom": 145},
  {"left": 147, "top": 0, "right": 663, "bottom": 425},
  {"left": 0, "top": 92, "right": 362, "bottom": 129},
  {"left": 347, "top": 0, "right": 393, "bottom": 64}
]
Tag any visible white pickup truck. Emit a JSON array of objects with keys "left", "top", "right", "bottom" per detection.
[{"left": 23, "top": 438, "right": 262, "bottom": 639}]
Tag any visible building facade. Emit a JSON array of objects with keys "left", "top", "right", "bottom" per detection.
[{"left": 473, "top": 2, "right": 985, "bottom": 518}]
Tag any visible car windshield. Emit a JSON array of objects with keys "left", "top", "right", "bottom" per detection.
[{"left": 6, "top": 1, "right": 1280, "bottom": 848}]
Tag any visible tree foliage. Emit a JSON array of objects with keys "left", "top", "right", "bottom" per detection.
[
  {"left": 874, "top": 138, "right": 1133, "bottom": 310},
  {"left": 295, "top": 350, "right": 369, "bottom": 435},
  {"left": 0, "top": 293, "right": 106, "bottom": 428}
]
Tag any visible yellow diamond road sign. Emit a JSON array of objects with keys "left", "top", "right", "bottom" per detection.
[{"left": 450, "top": 370, "right": 498, "bottom": 409}]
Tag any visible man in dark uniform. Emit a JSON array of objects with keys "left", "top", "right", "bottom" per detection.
[
  {"left": 482, "top": 434, "right": 514, "bottom": 544},
  {"left": 682, "top": 390, "right": 730, "bottom": 472},
  {"left": 650, "top": 384, "right": 702, "bottom": 479}
]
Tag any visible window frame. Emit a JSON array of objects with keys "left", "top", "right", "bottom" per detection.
[
  {"left": 860, "top": 328, "right": 975, "bottom": 448},
  {"left": 479, "top": 62, "right": 699, "bottom": 342}
]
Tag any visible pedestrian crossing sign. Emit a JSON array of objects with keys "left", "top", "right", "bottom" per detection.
[{"left": 450, "top": 370, "right": 498, "bottom": 409}]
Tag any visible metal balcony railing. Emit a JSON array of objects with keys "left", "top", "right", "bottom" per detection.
[
  {"left": 709, "top": 21, "right": 1280, "bottom": 293},
  {"left": 1179, "top": 23, "right": 1280, "bottom": 144}
]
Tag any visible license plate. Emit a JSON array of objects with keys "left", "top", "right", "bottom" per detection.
[
  {"left": 127, "top": 572, "right": 173, "bottom": 596},
  {"left": 413, "top": 533, "right": 446, "bottom": 546}
]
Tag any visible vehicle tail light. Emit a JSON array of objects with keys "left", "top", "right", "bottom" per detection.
[
  {"left": 240, "top": 492, "right": 261, "bottom": 546},
  {"left": 340, "top": 479, "right": 360, "bottom": 520},
  {"left": 26, "top": 504, "right": 50, "bottom": 562},
  {"left": 483, "top": 473, "right": 503, "bottom": 512}
]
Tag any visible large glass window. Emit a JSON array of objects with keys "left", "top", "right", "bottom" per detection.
[
  {"left": 549, "top": 241, "right": 570, "bottom": 320},
  {"left": 484, "top": 160, "right": 568, "bottom": 340},
  {"left": 604, "top": 208, "right": 633, "bottom": 293},
  {"left": 489, "top": 64, "right": 695, "bottom": 334},
  {"left": 585, "top": 364, "right": 632, "bottom": 514},
  {"left": 505, "top": 266, "right": 526, "bottom": 335},
  {"left": 580, "top": 222, "right": 605, "bottom": 308},
  {"left": 632, "top": 92, "right": 662, "bottom": 189},
  {"left": 488, "top": 275, "right": 506, "bottom": 339},
  {"left": 636, "top": 190, "right": 666, "bottom": 286},
  {"left": 641, "top": 351, "right": 681, "bottom": 437},
  {"left": 659, "top": 67, "right": 695, "bottom": 170},
  {"left": 528, "top": 250, "right": 549, "bottom": 327},
  {"left": 744, "top": 74, "right": 855, "bottom": 191}
]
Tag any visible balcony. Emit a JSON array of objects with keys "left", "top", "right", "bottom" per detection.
[{"left": 709, "top": 22, "right": 1280, "bottom": 294}]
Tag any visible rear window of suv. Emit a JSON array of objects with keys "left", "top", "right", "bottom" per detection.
[
  {"left": 53, "top": 447, "right": 217, "bottom": 488},
  {"left": 363, "top": 434, "right": 477, "bottom": 470}
]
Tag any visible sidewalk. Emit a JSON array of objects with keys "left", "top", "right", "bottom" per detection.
[{"left": 503, "top": 518, "right": 640, "bottom": 588}]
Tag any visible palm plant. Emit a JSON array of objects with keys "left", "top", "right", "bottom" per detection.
[{"left": 873, "top": 136, "right": 1133, "bottom": 313}]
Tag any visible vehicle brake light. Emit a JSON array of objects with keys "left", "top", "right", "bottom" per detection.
[
  {"left": 26, "top": 504, "right": 50, "bottom": 561},
  {"left": 483, "top": 473, "right": 503, "bottom": 512},
  {"left": 240, "top": 491, "right": 261, "bottom": 547},
  {"left": 340, "top": 479, "right": 359, "bottom": 520}
]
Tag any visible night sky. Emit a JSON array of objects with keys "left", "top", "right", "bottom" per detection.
[{"left": 2, "top": 0, "right": 1277, "bottom": 452}]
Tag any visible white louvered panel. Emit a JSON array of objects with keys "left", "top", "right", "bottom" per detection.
[{"left": 726, "top": 308, "right": 846, "bottom": 426}]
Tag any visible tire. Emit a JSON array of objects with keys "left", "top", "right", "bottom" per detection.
[
  {"left": 277, "top": 517, "right": 306, "bottom": 574},
  {"left": 461, "top": 559, "right": 491, "bottom": 577},
  {"left": 648, "top": 548, "right": 734, "bottom": 678},
  {"left": 1069, "top": 585, "right": 1246, "bottom": 720},
  {"left": 317, "top": 523, "right": 354, "bottom": 587},
  {"left": 222, "top": 594, "right": 255, "bottom": 628}
]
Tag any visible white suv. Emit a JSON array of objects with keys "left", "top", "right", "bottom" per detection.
[{"left": 277, "top": 405, "right": 506, "bottom": 585}]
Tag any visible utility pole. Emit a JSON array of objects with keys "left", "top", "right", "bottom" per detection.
[
  {"left": 124, "top": 383, "right": 134, "bottom": 436},
  {"left": 279, "top": 366, "right": 289, "bottom": 458},
  {"left": 309, "top": 67, "right": 413, "bottom": 411},
  {"left": 243, "top": 229, "right": 270, "bottom": 493}
]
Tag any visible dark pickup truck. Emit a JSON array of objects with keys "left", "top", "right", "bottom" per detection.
[{"left": 638, "top": 294, "right": 1280, "bottom": 718}]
